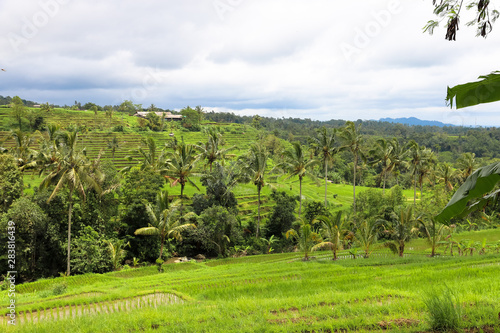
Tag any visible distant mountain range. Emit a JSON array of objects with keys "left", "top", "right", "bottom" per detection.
[{"left": 378, "top": 117, "right": 455, "bottom": 127}]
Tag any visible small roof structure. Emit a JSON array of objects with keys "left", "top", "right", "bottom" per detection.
[{"left": 134, "top": 111, "right": 183, "bottom": 120}]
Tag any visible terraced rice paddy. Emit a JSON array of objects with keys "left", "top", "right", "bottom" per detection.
[{"left": 2, "top": 244, "right": 500, "bottom": 332}]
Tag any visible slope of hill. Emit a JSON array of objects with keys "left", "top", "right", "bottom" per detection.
[{"left": 379, "top": 117, "right": 455, "bottom": 127}]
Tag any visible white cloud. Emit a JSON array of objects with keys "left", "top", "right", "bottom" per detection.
[{"left": 0, "top": 0, "right": 499, "bottom": 126}]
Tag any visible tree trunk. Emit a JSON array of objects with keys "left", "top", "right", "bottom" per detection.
[
  {"left": 180, "top": 183, "right": 184, "bottom": 216},
  {"left": 413, "top": 173, "right": 417, "bottom": 205},
  {"left": 399, "top": 241, "right": 404, "bottom": 257},
  {"left": 159, "top": 237, "right": 164, "bottom": 260},
  {"left": 382, "top": 172, "right": 386, "bottom": 195},
  {"left": 299, "top": 176, "right": 302, "bottom": 218},
  {"left": 420, "top": 179, "right": 423, "bottom": 202},
  {"left": 67, "top": 192, "right": 73, "bottom": 276},
  {"left": 353, "top": 154, "right": 357, "bottom": 216},
  {"left": 257, "top": 186, "right": 261, "bottom": 238},
  {"left": 324, "top": 161, "right": 328, "bottom": 208}
]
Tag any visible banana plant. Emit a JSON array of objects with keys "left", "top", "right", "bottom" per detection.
[{"left": 436, "top": 161, "right": 500, "bottom": 223}]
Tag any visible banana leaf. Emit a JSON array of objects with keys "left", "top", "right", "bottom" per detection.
[
  {"left": 435, "top": 161, "right": 500, "bottom": 223},
  {"left": 446, "top": 71, "right": 500, "bottom": 109}
]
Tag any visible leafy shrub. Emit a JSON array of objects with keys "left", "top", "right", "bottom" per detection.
[
  {"left": 52, "top": 283, "right": 67, "bottom": 296},
  {"left": 423, "top": 286, "right": 462, "bottom": 331},
  {"left": 70, "top": 226, "right": 113, "bottom": 274}
]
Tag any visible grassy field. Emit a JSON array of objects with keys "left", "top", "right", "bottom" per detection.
[{"left": 2, "top": 229, "right": 500, "bottom": 332}]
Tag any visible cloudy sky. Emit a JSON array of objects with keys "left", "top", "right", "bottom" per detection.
[{"left": 1, "top": 0, "right": 499, "bottom": 126}]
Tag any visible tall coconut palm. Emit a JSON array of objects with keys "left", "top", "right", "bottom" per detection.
[
  {"left": 40, "top": 130, "right": 101, "bottom": 276},
  {"left": 312, "top": 211, "right": 347, "bottom": 260},
  {"left": 369, "top": 138, "right": 393, "bottom": 194},
  {"left": 128, "top": 137, "right": 168, "bottom": 172},
  {"left": 9, "top": 129, "right": 37, "bottom": 171},
  {"left": 339, "top": 121, "right": 364, "bottom": 216},
  {"left": 387, "top": 138, "right": 408, "bottom": 186},
  {"left": 277, "top": 142, "right": 319, "bottom": 218},
  {"left": 196, "top": 127, "right": 236, "bottom": 172},
  {"left": 310, "top": 127, "right": 337, "bottom": 208},
  {"left": 237, "top": 144, "right": 268, "bottom": 237},
  {"left": 107, "top": 136, "right": 120, "bottom": 164},
  {"left": 163, "top": 142, "right": 200, "bottom": 215},
  {"left": 417, "top": 148, "right": 435, "bottom": 201},
  {"left": 456, "top": 152, "right": 477, "bottom": 183},
  {"left": 407, "top": 141, "right": 433, "bottom": 205},
  {"left": 135, "top": 197, "right": 196, "bottom": 260},
  {"left": 435, "top": 162, "right": 458, "bottom": 191}
]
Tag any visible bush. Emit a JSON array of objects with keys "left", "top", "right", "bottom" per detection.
[
  {"left": 423, "top": 286, "right": 462, "bottom": 331},
  {"left": 70, "top": 226, "right": 113, "bottom": 274},
  {"left": 52, "top": 283, "right": 67, "bottom": 296}
]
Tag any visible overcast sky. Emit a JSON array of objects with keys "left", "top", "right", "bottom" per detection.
[{"left": 1, "top": 0, "right": 500, "bottom": 126}]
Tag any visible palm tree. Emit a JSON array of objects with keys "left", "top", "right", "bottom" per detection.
[
  {"left": 163, "top": 142, "right": 200, "bottom": 214},
  {"left": 310, "top": 127, "right": 337, "bottom": 207},
  {"left": 339, "top": 121, "right": 364, "bottom": 216},
  {"left": 237, "top": 144, "right": 268, "bottom": 238},
  {"left": 382, "top": 206, "right": 418, "bottom": 257},
  {"left": 418, "top": 217, "right": 448, "bottom": 257},
  {"left": 196, "top": 127, "right": 236, "bottom": 172},
  {"left": 107, "top": 239, "right": 130, "bottom": 270},
  {"left": 312, "top": 211, "right": 347, "bottom": 260},
  {"left": 416, "top": 148, "right": 435, "bottom": 200},
  {"left": 277, "top": 142, "right": 319, "bottom": 218},
  {"left": 107, "top": 136, "right": 120, "bottom": 164},
  {"left": 9, "top": 129, "right": 37, "bottom": 171},
  {"left": 387, "top": 138, "right": 408, "bottom": 186},
  {"left": 369, "top": 138, "right": 393, "bottom": 194},
  {"left": 286, "top": 218, "right": 320, "bottom": 261},
  {"left": 435, "top": 162, "right": 458, "bottom": 191},
  {"left": 40, "top": 130, "right": 101, "bottom": 276},
  {"left": 135, "top": 198, "right": 196, "bottom": 260},
  {"left": 407, "top": 141, "right": 433, "bottom": 205},
  {"left": 456, "top": 152, "right": 477, "bottom": 183},
  {"left": 355, "top": 219, "right": 378, "bottom": 258},
  {"left": 129, "top": 137, "right": 167, "bottom": 172}
]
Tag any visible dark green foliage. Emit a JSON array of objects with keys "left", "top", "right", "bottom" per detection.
[
  {"left": 195, "top": 206, "right": 241, "bottom": 257},
  {"left": 120, "top": 168, "right": 164, "bottom": 262},
  {"left": 302, "top": 201, "right": 329, "bottom": 223},
  {"left": 355, "top": 185, "right": 405, "bottom": 222},
  {"left": 0, "top": 196, "right": 48, "bottom": 281},
  {"left": 146, "top": 111, "right": 161, "bottom": 131},
  {"left": 0, "top": 154, "right": 23, "bottom": 213},
  {"left": 181, "top": 106, "right": 202, "bottom": 131},
  {"left": 265, "top": 191, "right": 297, "bottom": 238},
  {"left": 192, "top": 164, "right": 238, "bottom": 215},
  {"left": 70, "top": 226, "right": 113, "bottom": 274}
]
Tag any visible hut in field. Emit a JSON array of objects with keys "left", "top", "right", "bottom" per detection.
[{"left": 134, "top": 111, "right": 183, "bottom": 121}]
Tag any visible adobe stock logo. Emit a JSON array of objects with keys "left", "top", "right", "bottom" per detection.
[
  {"left": 340, "top": 0, "right": 402, "bottom": 63},
  {"left": 213, "top": 0, "right": 244, "bottom": 21},
  {"left": 7, "top": 0, "right": 72, "bottom": 52}
]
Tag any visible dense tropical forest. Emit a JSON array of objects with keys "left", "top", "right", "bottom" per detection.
[{"left": 1, "top": 95, "right": 499, "bottom": 281}]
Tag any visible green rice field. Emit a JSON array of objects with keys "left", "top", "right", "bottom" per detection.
[{"left": 2, "top": 229, "right": 500, "bottom": 332}]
